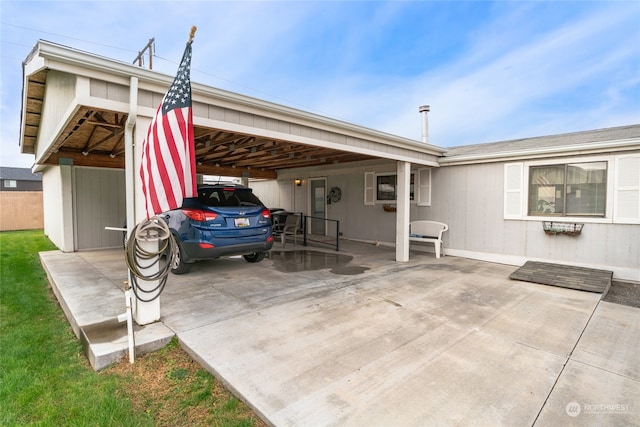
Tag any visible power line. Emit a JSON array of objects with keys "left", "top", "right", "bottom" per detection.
[
  {"left": 154, "top": 53, "right": 343, "bottom": 121},
  {"left": 1, "top": 22, "right": 138, "bottom": 53},
  {"left": 2, "top": 21, "right": 347, "bottom": 123}
]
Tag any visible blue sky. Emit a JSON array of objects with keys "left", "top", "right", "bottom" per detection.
[{"left": 1, "top": 1, "right": 639, "bottom": 168}]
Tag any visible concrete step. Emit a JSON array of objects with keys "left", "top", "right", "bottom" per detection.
[{"left": 80, "top": 317, "right": 174, "bottom": 371}]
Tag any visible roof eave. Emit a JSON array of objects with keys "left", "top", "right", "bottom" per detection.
[
  {"left": 29, "top": 40, "right": 447, "bottom": 158},
  {"left": 439, "top": 138, "right": 640, "bottom": 165}
]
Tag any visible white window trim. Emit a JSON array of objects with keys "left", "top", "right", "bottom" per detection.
[
  {"left": 365, "top": 171, "right": 419, "bottom": 205},
  {"left": 504, "top": 154, "right": 630, "bottom": 224},
  {"left": 4, "top": 179, "right": 17, "bottom": 188}
]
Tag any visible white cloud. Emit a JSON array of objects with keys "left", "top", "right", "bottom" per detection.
[
  {"left": 1, "top": 1, "right": 638, "bottom": 167},
  {"left": 316, "top": 2, "right": 640, "bottom": 146}
]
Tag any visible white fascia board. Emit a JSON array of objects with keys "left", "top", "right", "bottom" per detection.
[
  {"left": 192, "top": 85, "right": 446, "bottom": 156},
  {"left": 439, "top": 138, "right": 640, "bottom": 166},
  {"left": 35, "top": 41, "right": 170, "bottom": 88},
  {"left": 32, "top": 41, "right": 447, "bottom": 159},
  {"left": 76, "top": 96, "right": 132, "bottom": 115},
  {"left": 276, "top": 159, "right": 396, "bottom": 178},
  {"left": 23, "top": 52, "right": 47, "bottom": 77},
  {"left": 192, "top": 116, "right": 440, "bottom": 168}
]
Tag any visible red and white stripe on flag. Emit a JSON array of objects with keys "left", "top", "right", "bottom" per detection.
[{"left": 140, "top": 42, "right": 197, "bottom": 219}]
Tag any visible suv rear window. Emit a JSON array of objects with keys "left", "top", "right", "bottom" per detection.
[{"left": 198, "top": 187, "right": 264, "bottom": 207}]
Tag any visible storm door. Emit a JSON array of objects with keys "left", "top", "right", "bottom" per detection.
[{"left": 309, "top": 178, "right": 326, "bottom": 235}]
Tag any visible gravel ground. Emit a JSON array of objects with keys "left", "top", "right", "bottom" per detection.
[{"left": 603, "top": 281, "right": 640, "bottom": 308}]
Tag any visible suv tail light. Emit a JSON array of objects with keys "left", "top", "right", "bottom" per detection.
[
  {"left": 183, "top": 208, "right": 218, "bottom": 222},
  {"left": 261, "top": 208, "right": 271, "bottom": 220}
]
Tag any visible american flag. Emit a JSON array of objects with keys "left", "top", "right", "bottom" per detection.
[{"left": 139, "top": 42, "right": 197, "bottom": 219}]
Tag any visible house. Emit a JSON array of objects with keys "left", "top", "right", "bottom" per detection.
[
  {"left": 18, "top": 40, "right": 640, "bottom": 282},
  {"left": 0, "top": 166, "right": 43, "bottom": 191},
  {"left": 251, "top": 125, "right": 640, "bottom": 281},
  {"left": 0, "top": 167, "right": 44, "bottom": 231}
]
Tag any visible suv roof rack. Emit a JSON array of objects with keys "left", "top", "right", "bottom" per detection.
[{"left": 199, "top": 182, "right": 247, "bottom": 188}]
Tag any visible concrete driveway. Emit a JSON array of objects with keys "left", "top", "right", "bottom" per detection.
[{"left": 41, "top": 240, "right": 639, "bottom": 426}]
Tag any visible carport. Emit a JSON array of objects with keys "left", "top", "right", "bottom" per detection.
[{"left": 20, "top": 40, "right": 444, "bottom": 257}]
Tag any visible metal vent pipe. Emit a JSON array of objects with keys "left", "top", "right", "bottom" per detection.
[{"left": 418, "top": 105, "right": 430, "bottom": 144}]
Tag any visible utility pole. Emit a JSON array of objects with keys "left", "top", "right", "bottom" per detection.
[{"left": 133, "top": 38, "right": 155, "bottom": 69}]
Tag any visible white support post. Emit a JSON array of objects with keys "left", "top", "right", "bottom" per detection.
[
  {"left": 123, "top": 77, "right": 138, "bottom": 360},
  {"left": 396, "top": 161, "right": 411, "bottom": 262},
  {"left": 125, "top": 77, "right": 161, "bottom": 326},
  {"left": 132, "top": 237, "right": 162, "bottom": 325}
]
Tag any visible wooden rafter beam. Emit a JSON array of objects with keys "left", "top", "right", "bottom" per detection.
[
  {"left": 82, "top": 126, "right": 123, "bottom": 154},
  {"left": 196, "top": 163, "right": 277, "bottom": 179},
  {"left": 44, "top": 150, "right": 125, "bottom": 169}
]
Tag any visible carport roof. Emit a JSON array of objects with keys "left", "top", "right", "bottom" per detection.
[{"left": 20, "top": 40, "right": 445, "bottom": 178}]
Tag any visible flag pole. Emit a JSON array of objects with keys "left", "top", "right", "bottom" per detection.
[{"left": 134, "top": 25, "right": 199, "bottom": 326}]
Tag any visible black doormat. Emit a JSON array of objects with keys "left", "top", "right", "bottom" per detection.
[{"left": 509, "top": 261, "right": 612, "bottom": 294}]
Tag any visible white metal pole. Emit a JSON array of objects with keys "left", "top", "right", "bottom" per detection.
[{"left": 124, "top": 76, "right": 138, "bottom": 363}]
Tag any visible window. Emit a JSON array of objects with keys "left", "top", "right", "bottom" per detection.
[
  {"left": 364, "top": 169, "right": 431, "bottom": 206},
  {"left": 3, "top": 179, "right": 17, "bottom": 188},
  {"left": 376, "top": 173, "right": 415, "bottom": 201},
  {"left": 505, "top": 155, "right": 638, "bottom": 223},
  {"left": 528, "top": 162, "right": 607, "bottom": 217}
]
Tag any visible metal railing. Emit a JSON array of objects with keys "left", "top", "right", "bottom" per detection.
[
  {"left": 302, "top": 215, "right": 340, "bottom": 251},
  {"left": 272, "top": 212, "right": 341, "bottom": 251}
]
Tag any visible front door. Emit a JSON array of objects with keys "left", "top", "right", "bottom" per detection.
[{"left": 310, "top": 178, "right": 326, "bottom": 235}]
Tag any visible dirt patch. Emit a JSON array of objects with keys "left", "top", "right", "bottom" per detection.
[
  {"left": 603, "top": 281, "right": 640, "bottom": 308},
  {"left": 108, "top": 339, "right": 267, "bottom": 426}
]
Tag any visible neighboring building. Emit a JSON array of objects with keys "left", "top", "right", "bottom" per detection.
[
  {"left": 0, "top": 167, "right": 44, "bottom": 231},
  {"left": 18, "top": 40, "right": 640, "bottom": 281},
  {"left": 0, "top": 166, "right": 42, "bottom": 191}
]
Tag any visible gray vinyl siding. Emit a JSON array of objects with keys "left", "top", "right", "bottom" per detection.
[
  {"left": 420, "top": 163, "right": 506, "bottom": 254},
  {"left": 262, "top": 159, "right": 638, "bottom": 276},
  {"left": 73, "top": 167, "right": 125, "bottom": 250},
  {"left": 426, "top": 162, "right": 639, "bottom": 273},
  {"left": 89, "top": 80, "right": 129, "bottom": 103}
]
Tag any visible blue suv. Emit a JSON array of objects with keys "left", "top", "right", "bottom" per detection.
[{"left": 162, "top": 184, "right": 273, "bottom": 274}]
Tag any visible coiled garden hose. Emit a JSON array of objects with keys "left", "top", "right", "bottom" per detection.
[{"left": 125, "top": 217, "right": 178, "bottom": 302}]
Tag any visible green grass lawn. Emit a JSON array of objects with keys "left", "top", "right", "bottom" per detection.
[{"left": 0, "top": 230, "right": 265, "bottom": 426}]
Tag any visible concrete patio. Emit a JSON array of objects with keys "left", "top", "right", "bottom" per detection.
[{"left": 40, "top": 240, "right": 639, "bottom": 426}]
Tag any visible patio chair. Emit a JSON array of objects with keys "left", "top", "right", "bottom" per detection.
[
  {"left": 409, "top": 220, "right": 448, "bottom": 258},
  {"left": 279, "top": 214, "right": 301, "bottom": 247}
]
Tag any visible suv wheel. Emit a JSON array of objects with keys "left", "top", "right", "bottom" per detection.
[
  {"left": 243, "top": 252, "right": 266, "bottom": 263},
  {"left": 171, "top": 241, "right": 193, "bottom": 274}
]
